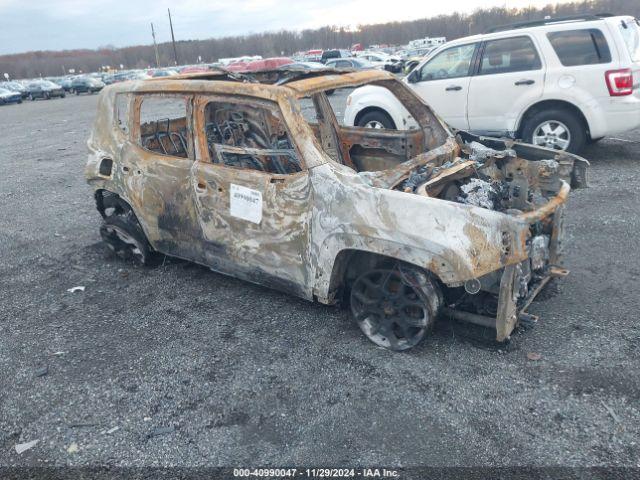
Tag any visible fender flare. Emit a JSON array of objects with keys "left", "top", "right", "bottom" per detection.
[
  {"left": 515, "top": 98, "right": 592, "bottom": 137},
  {"left": 312, "top": 232, "right": 472, "bottom": 303},
  {"left": 345, "top": 86, "right": 410, "bottom": 130}
]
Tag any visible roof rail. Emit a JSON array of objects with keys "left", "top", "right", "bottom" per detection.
[{"left": 484, "top": 13, "right": 614, "bottom": 34}]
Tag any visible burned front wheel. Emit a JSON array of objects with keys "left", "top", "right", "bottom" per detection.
[{"left": 350, "top": 267, "right": 440, "bottom": 351}]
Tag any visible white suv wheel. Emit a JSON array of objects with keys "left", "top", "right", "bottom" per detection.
[
  {"left": 364, "top": 120, "right": 385, "bottom": 129},
  {"left": 357, "top": 110, "right": 396, "bottom": 130},
  {"left": 532, "top": 120, "right": 571, "bottom": 151}
]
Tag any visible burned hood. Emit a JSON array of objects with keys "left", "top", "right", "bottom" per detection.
[{"left": 357, "top": 132, "right": 588, "bottom": 218}]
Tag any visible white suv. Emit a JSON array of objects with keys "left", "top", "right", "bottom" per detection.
[{"left": 344, "top": 14, "right": 640, "bottom": 153}]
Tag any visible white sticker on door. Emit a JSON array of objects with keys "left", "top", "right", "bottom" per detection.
[{"left": 230, "top": 184, "right": 262, "bottom": 224}]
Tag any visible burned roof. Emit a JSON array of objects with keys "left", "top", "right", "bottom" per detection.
[
  {"left": 285, "top": 70, "right": 391, "bottom": 95},
  {"left": 111, "top": 68, "right": 394, "bottom": 98}
]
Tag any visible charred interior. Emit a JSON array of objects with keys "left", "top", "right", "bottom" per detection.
[
  {"left": 140, "top": 116, "right": 188, "bottom": 158},
  {"left": 203, "top": 100, "right": 301, "bottom": 174}
]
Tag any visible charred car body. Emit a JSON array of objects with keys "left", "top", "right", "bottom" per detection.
[{"left": 85, "top": 69, "right": 588, "bottom": 350}]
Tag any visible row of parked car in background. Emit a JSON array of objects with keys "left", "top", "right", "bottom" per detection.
[
  {"left": 0, "top": 43, "right": 425, "bottom": 106},
  {"left": 1, "top": 33, "right": 439, "bottom": 105},
  {"left": 4, "top": 15, "right": 639, "bottom": 154},
  {"left": 0, "top": 67, "right": 184, "bottom": 105},
  {"left": 0, "top": 79, "right": 66, "bottom": 102},
  {"left": 0, "top": 77, "right": 98, "bottom": 103}
]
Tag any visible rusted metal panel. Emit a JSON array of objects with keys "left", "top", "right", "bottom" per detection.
[
  {"left": 496, "top": 264, "right": 519, "bottom": 342},
  {"left": 287, "top": 70, "right": 393, "bottom": 96}
]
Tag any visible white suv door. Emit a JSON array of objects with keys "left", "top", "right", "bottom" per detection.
[
  {"left": 467, "top": 35, "right": 545, "bottom": 135},
  {"left": 407, "top": 43, "right": 479, "bottom": 130}
]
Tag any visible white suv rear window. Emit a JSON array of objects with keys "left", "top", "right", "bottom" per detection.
[
  {"left": 547, "top": 29, "right": 611, "bottom": 66},
  {"left": 479, "top": 36, "right": 542, "bottom": 75},
  {"left": 619, "top": 19, "right": 640, "bottom": 63}
]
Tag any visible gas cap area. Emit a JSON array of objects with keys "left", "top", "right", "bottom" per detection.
[{"left": 558, "top": 75, "right": 576, "bottom": 89}]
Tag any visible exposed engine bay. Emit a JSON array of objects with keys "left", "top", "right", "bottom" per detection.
[
  {"left": 399, "top": 140, "right": 571, "bottom": 212},
  {"left": 382, "top": 133, "right": 588, "bottom": 331}
]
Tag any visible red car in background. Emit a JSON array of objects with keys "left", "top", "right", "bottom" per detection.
[
  {"left": 225, "top": 61, "right": 250, "bottom": 72},
  {"left": 179, "top": 65, "right": 211, "bottom": 74},
  {"left": 227, "top": 57, "right": 293, "bottom": 73},
  {"left": 304, "top": 49, "right": 323, "bottom": 62}
]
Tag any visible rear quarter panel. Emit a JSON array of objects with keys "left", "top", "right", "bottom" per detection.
[{"left": 530, "top": 23, "right": 625, "bottom": 138}]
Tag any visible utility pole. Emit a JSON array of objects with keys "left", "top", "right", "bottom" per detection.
[
  {"left": 151, "top": 22, "right": 160, "bottom": 68},
  {"left": 168, "top": 8, "right": 179, "bottom": 66}
]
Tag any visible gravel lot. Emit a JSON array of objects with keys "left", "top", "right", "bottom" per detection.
[{"left": 0, "top": 92, "right": 639, "bottom": 470}]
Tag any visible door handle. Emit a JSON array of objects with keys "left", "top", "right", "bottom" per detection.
[
  {"left": 445, "top": 85, "right": 462, "bottom": 91},
  {"left": 515, "top": 79, "right": 535, "bottom": 86}
]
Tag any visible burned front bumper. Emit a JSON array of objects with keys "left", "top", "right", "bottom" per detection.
[{"left": 443, "top": 181, "right": 570, "bottom": 341}]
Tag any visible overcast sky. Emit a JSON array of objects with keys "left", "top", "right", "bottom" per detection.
[{"left": 0, "top": 0, "right": 572, "bottom": 55}]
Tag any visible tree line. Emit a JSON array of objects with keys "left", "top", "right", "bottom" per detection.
[{"left": 1, "top": 0, "right": 638, "bottom": 79}]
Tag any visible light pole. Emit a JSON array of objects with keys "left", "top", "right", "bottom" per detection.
[
  {"left": 151, "top": 23, "right": 160, "bottom": 68},
  {"left": 168, "top": 9, "right": 179, "bottom": 66}
]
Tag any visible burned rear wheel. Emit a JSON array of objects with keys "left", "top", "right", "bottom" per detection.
[
  {"left": 350, "top": 267, "right": 440, "bottom": 351},
  {"left": 98, "top": 195, "right": 157, "bottom": 266},
  {"left": 100, "top": 215, "right": 156, "bottom": 266}
]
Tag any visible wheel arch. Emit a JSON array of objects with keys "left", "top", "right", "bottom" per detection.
[
  {"left": 322, "top": 248, "right": 448, "bottom": 305},
  {"left": 516, "top": 99, "right": 591, "bottom": 139},
  {"left": 94, "top": 188, "right": 157, "bottom": 254},
  {"left": 94, "top": 189, "right": 144, "bottom": 228}
]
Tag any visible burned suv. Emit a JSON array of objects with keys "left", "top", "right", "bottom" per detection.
[{"left": 85, "top": 69, "right": 588, "bottom": 351}]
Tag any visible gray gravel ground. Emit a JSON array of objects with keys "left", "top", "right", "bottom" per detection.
[{"left": 0, "top": 92, "right": 639, "bottom": 469}]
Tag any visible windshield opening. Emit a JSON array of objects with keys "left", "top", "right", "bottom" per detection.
[{"left": 297, "top": 79, "right": 449, "bottom": 173}]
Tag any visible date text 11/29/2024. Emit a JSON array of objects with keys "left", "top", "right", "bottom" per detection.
[{"left": 233, "top": 468, "right": 400, "bottom": 478}]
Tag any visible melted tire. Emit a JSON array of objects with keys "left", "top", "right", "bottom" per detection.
[{"left": 99, "top": 211, "right": 157, "bottom": 266}]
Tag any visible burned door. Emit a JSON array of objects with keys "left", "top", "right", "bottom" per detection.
[
  {"left": 190, "top": 95, "right": 313, "bottom": 299},
  {"left": 121, "top": 93, "right": 204, "bottom": 261}
]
